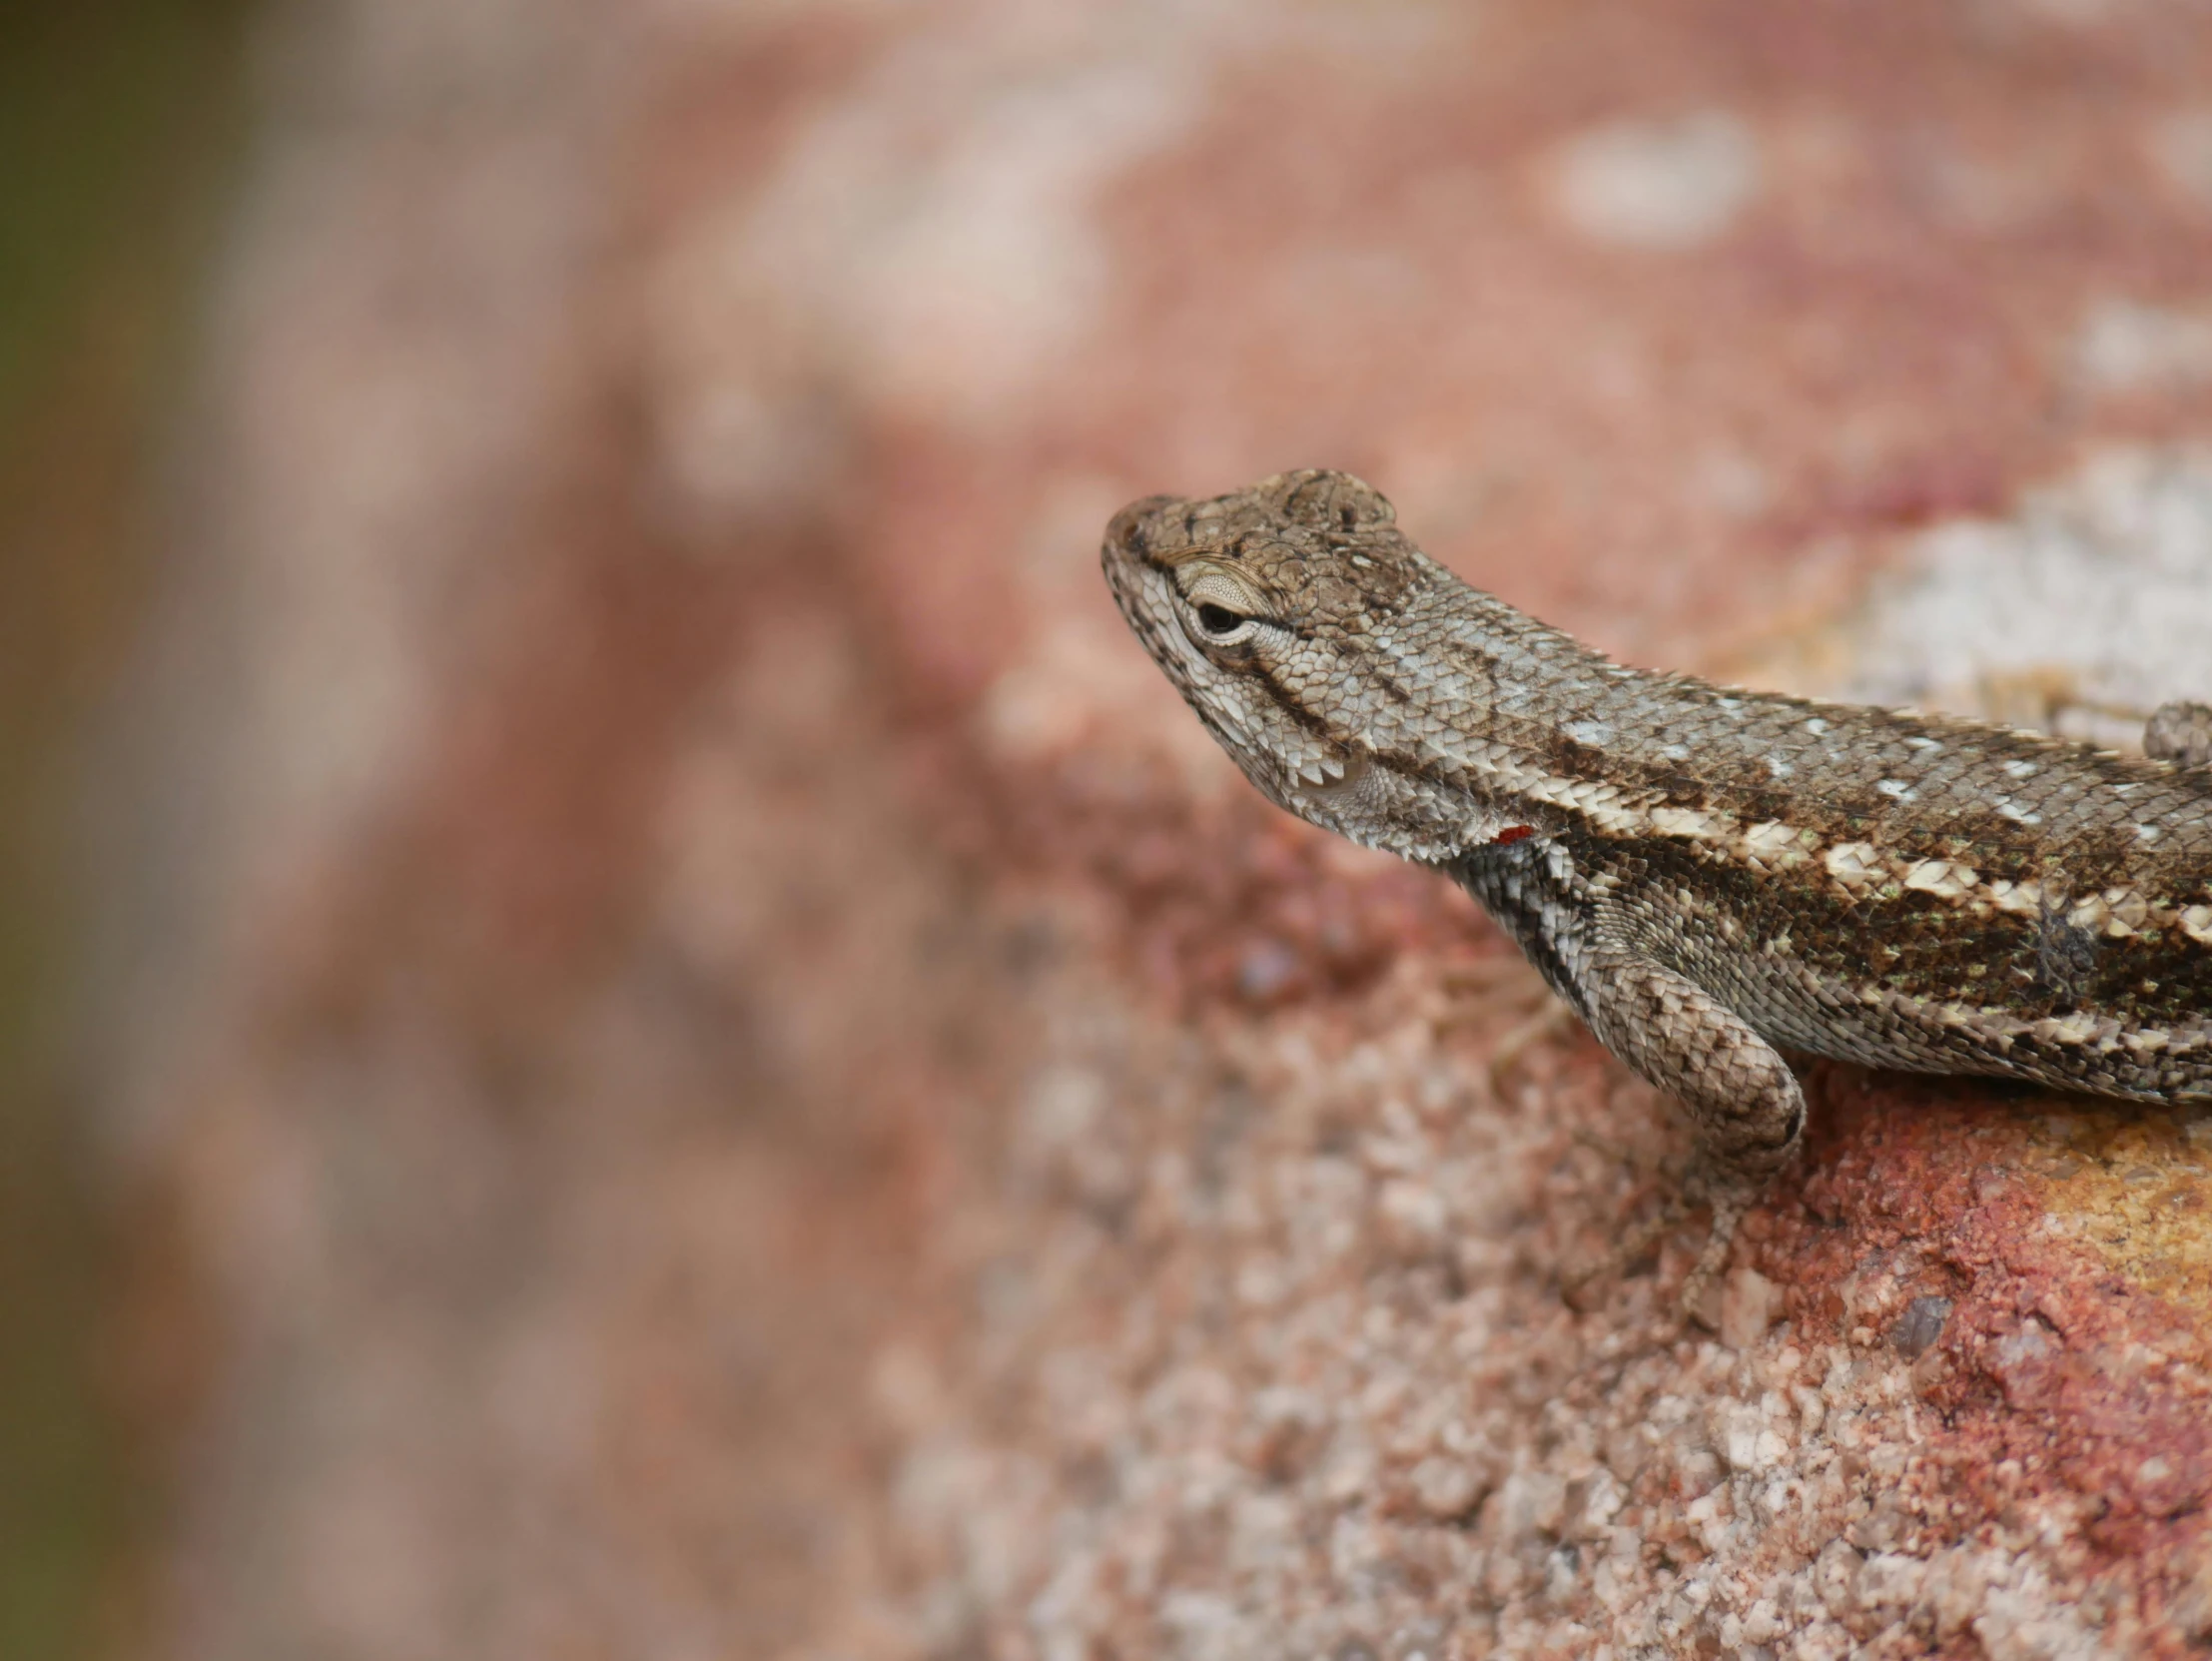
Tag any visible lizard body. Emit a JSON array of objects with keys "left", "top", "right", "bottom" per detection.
[{"left": 1102, "top": 469, "right": 2212, "bottom": 1307}]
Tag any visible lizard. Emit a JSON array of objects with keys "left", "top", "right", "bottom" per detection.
[{"left": 1101, "top": 467, "right": 2212, "bottom": 1314}]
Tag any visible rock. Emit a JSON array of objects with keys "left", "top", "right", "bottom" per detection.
[
  {"left": 1719, "top": 1264, "right": 1781, "bottom": 1350},
  {"left": 108, "top": 2, "right": 2212, "bottom": 1656},
  {"left": 1545, "top": 110, "right": 1764, "bottom": 250}
]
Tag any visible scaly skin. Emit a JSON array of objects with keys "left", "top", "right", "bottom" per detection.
[{"left": 1102, "top": 468, "right": 2212, "bottom": 1312}]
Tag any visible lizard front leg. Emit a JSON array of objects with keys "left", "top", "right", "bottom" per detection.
[
  {"left": 1456, "top": 851, "right": 1806, "bottom": 1317},
  {"left": 1567, "top": 936, "right": 1807, "bottom": 1315}
]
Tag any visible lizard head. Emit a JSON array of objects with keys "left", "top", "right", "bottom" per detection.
[{"left": 1101, "top": 468, "right": 1492, "bottom": 860}]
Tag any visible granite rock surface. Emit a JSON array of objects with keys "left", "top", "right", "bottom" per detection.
[{"left": 116, "top": 2, "right": 2212, "bottom": 1656}]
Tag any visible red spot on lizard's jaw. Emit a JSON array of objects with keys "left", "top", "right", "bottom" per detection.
[{"left": 1494, "top": 825, "right": 1534, "bottom": 846}]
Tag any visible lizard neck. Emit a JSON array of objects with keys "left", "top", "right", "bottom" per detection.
[{"left": 1285, "top": 578, "right": 1662, "bottom": 863}]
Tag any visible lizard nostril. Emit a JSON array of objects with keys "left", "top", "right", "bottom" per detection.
[{"left": 1106, "top": 494, "right": 1179, "bottom": 558}]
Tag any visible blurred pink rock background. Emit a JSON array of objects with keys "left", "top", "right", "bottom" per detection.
[{"left": 11, "top": 2, "right": 2212, "bottom": 1657}]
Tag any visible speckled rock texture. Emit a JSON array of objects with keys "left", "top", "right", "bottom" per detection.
[{"left": 114, "top": 2, "right": 2212, "bottom": 1657}]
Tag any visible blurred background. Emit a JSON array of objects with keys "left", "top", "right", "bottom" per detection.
[
  {"left": 12, "top": 1, "right": 2212, "bottom": 1657},
  {"left": 2, "top": 3, "right": 255, "bottom": 1653}
]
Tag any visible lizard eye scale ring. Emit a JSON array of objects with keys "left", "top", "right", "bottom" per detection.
[{"left": 1176, "top": 566, "right": 1271, "bottom": 644}]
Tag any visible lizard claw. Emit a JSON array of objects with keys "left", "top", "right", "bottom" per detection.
[
  {"left": 1563, "top": 1175, "right": 1757, "bottom": 1327},
  {"left": 1561, "top": 1193, "right": 1686, "bottom": 1308},
  {"left": 1674, "top": 1188, "right": 1752, "bottom": 1328}
]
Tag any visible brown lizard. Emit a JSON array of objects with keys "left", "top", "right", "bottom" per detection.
[{"left": 1102, "top": 468, "right": 2212, "bottom": 1312}]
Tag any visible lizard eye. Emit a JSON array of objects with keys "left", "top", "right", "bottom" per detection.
[{"left": 1179, "top": 566, "right": 1269, "bottom": 642}]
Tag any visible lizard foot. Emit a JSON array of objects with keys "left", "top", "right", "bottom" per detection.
[
  {"left": 1675, "top": 1186, "right": 1753, "bottom": 1328},
  {"left": 1563, "top": 1171, "right": 1761, "bottom": 1327},
  {"left": 1561, "top": 1192, "right": 1687, "bottom": 1309}
]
